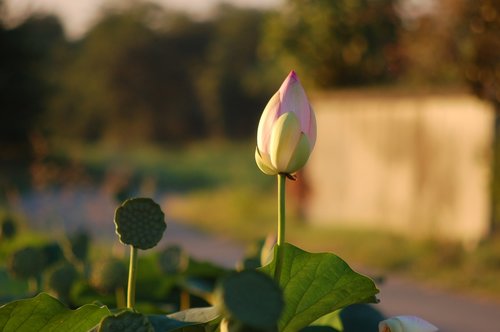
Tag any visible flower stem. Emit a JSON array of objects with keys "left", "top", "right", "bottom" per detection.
[
  {"left": 275, "top": 173, "right": 286, "bottom": 283},
  {"left": 127, "top": 246, "right": 138, "bottom": 309}
]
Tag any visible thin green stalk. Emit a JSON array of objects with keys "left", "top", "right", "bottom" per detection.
[
  {"left": 127, "top": 246, "right": 139, "bottom": 309},
  {"left": 275, "top": 173, "right": 286, "bottom": 283},
  {"left": 116, "top": 286, "right": 126, "bottom": 309}
]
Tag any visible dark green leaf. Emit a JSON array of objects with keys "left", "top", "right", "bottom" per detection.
[
  {"left": 0, "top": 292, "right": 110, "bottom": 332},
  {"left": 260, "top": 243, "right": 379, "bottom": 332},
  {"left": 217, "top": 270, "right": 283, "bottom": 329},
  {"left": 339, "top": 304, "right": 385, "bottom": 332}
]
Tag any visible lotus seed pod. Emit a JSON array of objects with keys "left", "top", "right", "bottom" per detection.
[
  {"left": 90, "top": 258, "right": 128, "bottom": 294},
  {"left": 41, "top": 242, "right": 65, "bottom": 267},
  {"left": 46, "top": 262, "right": 78, "bottom": 299},
  {"left": 7, "top": 246, "right": 46, "bottom": 279},
  {"left": 114, "top": 198, "right": 166, "bottom": 250},
  {"left": 68, "top": 230, "right": 91, "bottom": 262},
  {"left": 158, "top": 245, "right": 189, "bottom": 274},
  {"left": 0, "top": 216, "right": 17, "bottom": 240},
  {"left": 98, "top": 311, "right": 154, "bottom": 332}
]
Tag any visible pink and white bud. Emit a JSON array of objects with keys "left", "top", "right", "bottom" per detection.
[{"left": 255, "top": 71, "right": 316, "bottom": 175}]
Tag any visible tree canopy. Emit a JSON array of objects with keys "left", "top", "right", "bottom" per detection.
[{"left": 259, "top": 0, "right": 401, "bottom": 87}]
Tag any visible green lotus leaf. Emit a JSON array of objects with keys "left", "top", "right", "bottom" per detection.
[
  {"left": 216, "top": 270, "right": 284, "bottom": 330},
  {"left": 259, "top": 243, "right": 379, "bottom": 332},
  {"left": 0, "top": 292, "right": 109, "bottom": 332}
]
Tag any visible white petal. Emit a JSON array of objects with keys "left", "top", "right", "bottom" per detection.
[
  {"left": 255, "top": 147, "right": 278, "bottom": 175},
  {"left": 379, "top": 316, "right": 438, "bottom": 332},
  {"left": 283, "top": 133, "right": 311, "bottom": 174},
  {"left": 279, "top": 71, "right": 313, "bottom": 134},
  {"left": 257, "top": 91, "right": 281, "bottom": 153}
]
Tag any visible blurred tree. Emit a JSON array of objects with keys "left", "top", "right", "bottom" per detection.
[
  {"left": 44, "top": 8, "right": 153, "bottom": 141},
  {"left": 0, "top": 14, "right": 65, "bottom": 158},
  {"left": 45, "top": 3, "right": 209, "bottom": 143},
  {"left": 259, "top": 0, "right": 401, "bottom": 87},
  {"left": 461, "top": 0, "right": 500, "bottom": 107},
  {"left": 195, "top": 4, "right": 272, "bottom": 139},
  {"left": 0, "top": 11, "right": 66, "bottom": 195},
  {"left": 108, "top": 9, "right": 210, "bottom": 142},
  {"left": 396, "top": 0, "right": 466, "bottom": 85},
  {"left": 460, "top": 0, "right": 500, "bottom": 231}
]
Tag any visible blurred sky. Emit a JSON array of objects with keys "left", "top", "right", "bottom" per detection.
[{"left": 3, "top": 0, "right": 283, "bottom": 39}]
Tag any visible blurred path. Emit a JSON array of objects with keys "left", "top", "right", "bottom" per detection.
[
  {"left": 166, "top": 221, "right": 500, "bottom": 332},
  {"left": 376, "top": 276, "right": 500, "bottom": 332},
  {"left": 162, "top": 221, "right": 245, "bottom": 268}
]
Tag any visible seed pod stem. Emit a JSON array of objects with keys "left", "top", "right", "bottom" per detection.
[{"left": 127, "top": 246, "right": 139, "bottom": 309}]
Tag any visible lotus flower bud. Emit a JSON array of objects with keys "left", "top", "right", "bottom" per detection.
[
  {"left": 379, "top": 316, "right": 438, "bottom": 332},
  {"left": 256, "top": 71, "right": 316, "bottom": 175}
]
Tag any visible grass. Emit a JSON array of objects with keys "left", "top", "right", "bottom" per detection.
[
  {"left": 166, "top": 187, "right": 276, "bottom": 240},
  {"left": 50, "top": 140, "right": 273, "bottom": 192}
]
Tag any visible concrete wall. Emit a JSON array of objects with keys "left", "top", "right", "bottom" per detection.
[{"left": 305, "top": 91, "right": 494, "bottom": 246}]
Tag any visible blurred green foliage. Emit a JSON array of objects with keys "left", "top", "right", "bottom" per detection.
[
  {"left": 45, "top": 4, "right": 210, "bottom": 143},
  {"left": 459, "top": 0, "right": 500, "bottom": 229},
  {"left": 0, "top": 14, "right": 65, "bottom": 153},
  {"left": 52, "top": 141, "right": 272, "bottom": 192},
  {"left": 40, "top": 3, "right": 275, "bottom": 144},
  {"left": 461, "top": 0, "right": 500, "bottom": 107}
]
